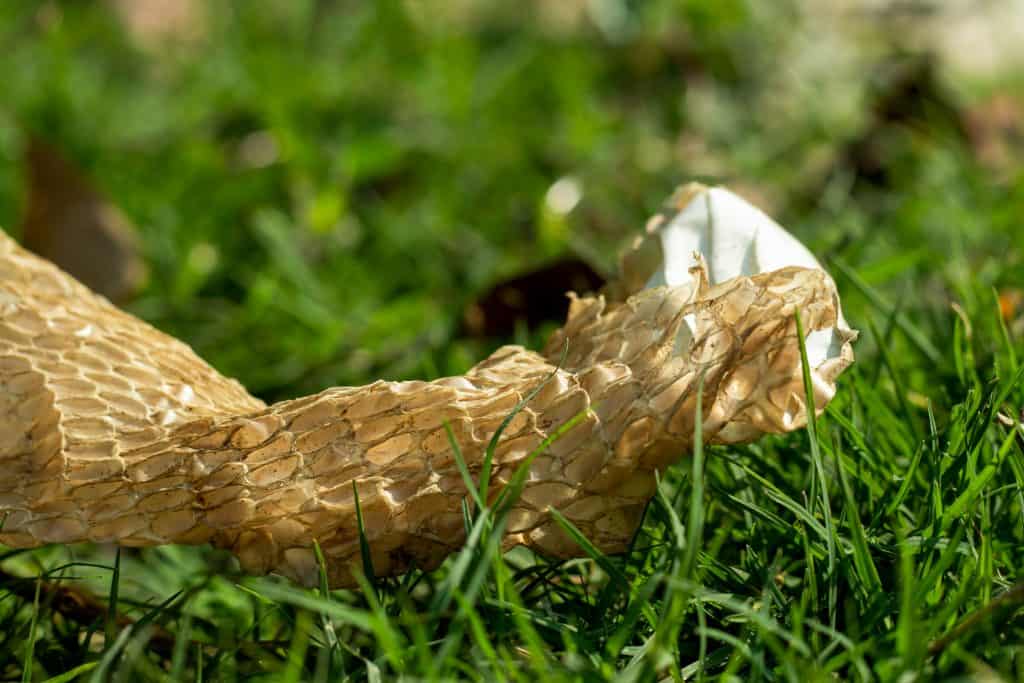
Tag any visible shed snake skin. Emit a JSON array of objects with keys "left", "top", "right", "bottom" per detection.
[{"left": 0, "top": 184, "right": 856, "bottom": 587}]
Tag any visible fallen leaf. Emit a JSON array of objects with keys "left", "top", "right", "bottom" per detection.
[
  {"left": 20, "top": 135, "right": 146, "bottom": 303},
  {"left": 463, "top": 258, "right": 606, "bottom": 338}
]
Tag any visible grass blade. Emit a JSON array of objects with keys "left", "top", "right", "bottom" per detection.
[
  {"left": 352, "top": 482, "right": 378, "bottom": 592},
  {"left": 795, "top": 310, "right": 837, "bottom": 627},
  {"left": 829, "top": 258, "right": 942, "bottom": 364},
  {"left": 105, "top": 547, "right": 121, "bottom": 645}
]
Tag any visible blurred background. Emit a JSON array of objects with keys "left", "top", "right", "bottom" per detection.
[{"left": 1, "top": 0, "right": 1022, "bottom": 401}]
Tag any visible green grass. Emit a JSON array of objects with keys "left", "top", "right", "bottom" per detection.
[{"left": 1, "top": 1, "right": 1023, "bottom": 680}]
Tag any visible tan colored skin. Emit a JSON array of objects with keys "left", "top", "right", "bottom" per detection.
[{"left": 0, "top": 200, "right": 854, "bottom": 587}]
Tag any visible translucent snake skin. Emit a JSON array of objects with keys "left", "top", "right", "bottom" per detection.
[{"left": 0, "top": 187, "right": 856, "bottom": 587}]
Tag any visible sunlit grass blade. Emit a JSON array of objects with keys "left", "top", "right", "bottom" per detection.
[
  {"left": 282, "top": 610, "right": 313, "bottom": 683},
  {"left": 446, "top": 420, "right": 485, "bottom": 512},
  {"left": 429, "top": 507, "right": 493, "bottom": 616},
  {"left": 40, "top": 662, "right": 99, "bottom": 683},
  {"left": 312, "top": 540, "right": 342, "bottom": 671},
  {"left": 105, "top": 547, "right": 121, "bottom": 645},
  {"left": 896, "top": 527, "right": 924, "bottom": 671},
  {"left": 833, "top": 433, "right": 882, "bottom": 597},
  {"left": 247, "top": 580, "right": 375, "bottom": 631},
  {"left": 170, "top": 613, "right": 192, "bottom": 681},
  {"left": 20, "top": 576, "right": 42, "bottom": 683},
  {"left": 681, "top": 370, "right": 707, "bottom": 580},
  {"left": 912, "top": 524, "right": 966, "bottom": 607},
  {"left": 479, "top": 341, "right": 569, "bottom": 504},
  {"left": 795, "top": 309, "right": 837, "bottom": 627},
  {"left": 927, "top": 580, "right": 1024, "bottom": 656},
  {"left": 88, "top": 626, "right": 133, "bottom": 683},
  {"left": 940, "top": 425, "right": 1017, "bottom": 531},
  {"left": 549, "top": 508, "right": 659, "bottom": 629},
  {"left": 352, "top": 481, "right": 378, "bottom": 593},
  {"left": 880, "top": 442, "right": 925, "bottom": 523},
  {"left": 829, "top": 257, "right": 942, "bottom": 364},
  {"left": 867, "top": 317, "right": 922, "bottom": 443}
]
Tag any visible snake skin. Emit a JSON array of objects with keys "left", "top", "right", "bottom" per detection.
[{"left": 0, "top": 204, "right": 855, "bottom": 587}]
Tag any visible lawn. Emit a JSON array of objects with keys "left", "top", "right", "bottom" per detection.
[{"left": 0, "top": 1, "right": 1022, "bottom": 681}]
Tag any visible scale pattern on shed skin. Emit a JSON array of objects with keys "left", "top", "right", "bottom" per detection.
[{"left": 0, "top": 220, "right": 853, "bottom": 587}]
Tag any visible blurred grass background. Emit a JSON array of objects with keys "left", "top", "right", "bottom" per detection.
[
  {"left": 1, "top": 0, "right": 1020, "bottom": 402},
  {"left": 1, "top": 1, "right": 1023, "bottom": 680}
]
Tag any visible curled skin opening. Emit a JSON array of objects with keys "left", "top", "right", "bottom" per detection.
[{"left": 0, "top": 186, "right": 856, "bottom": 587}]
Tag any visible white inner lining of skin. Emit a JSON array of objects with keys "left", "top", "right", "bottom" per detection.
[{"left": 644, "top": 187, "right": 843, "bottom": 368}]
